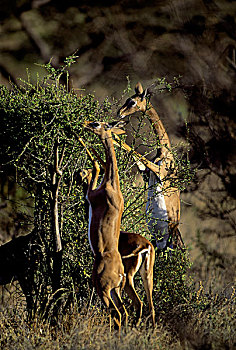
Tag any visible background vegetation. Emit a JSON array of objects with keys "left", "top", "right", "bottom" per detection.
[{"left": 0, "top": 1, "right": 235, "bottom": 349}]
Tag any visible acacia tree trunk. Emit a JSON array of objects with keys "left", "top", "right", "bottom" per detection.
[
  {"left": 51, "top": 171, "right": 62, "bottom": 293},
  {"left": 49, "top": 137, "right": 64, "bottom": 315}
]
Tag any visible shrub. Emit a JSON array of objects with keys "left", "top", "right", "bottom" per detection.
[{"left": 0, "top": 56, "right": 193, "bottom": 321}]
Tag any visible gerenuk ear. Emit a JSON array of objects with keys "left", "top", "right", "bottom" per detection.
[
  {"left": 108, "top": 120, "right": 128, "bottom": 129},
  {"left": 135, "top": 82, "right": 144, "bottom": 95},
  {"left": 108, "top": 120, "right": 127, "bottom": 135},
  {"left": 140, "top": 89, "right": 147, "bottom": 101}
]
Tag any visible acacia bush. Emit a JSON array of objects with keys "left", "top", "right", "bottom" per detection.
[{"left": 0, "top": 56, "right": 194, "bottom": 321}]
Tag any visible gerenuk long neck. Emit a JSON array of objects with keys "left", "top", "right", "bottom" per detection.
[
  {"left": 100, "top": 132, "right": 120, "bottom": 190},
  {"left": 146, "top": 103, "right": 171, "bottom": 150}
]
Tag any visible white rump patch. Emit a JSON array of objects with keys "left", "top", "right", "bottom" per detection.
[
  {"left": 135, "top": 253, "right": 143, "bottom": 274},
  {"left": 145, "top": 245, "right": 151, "bottom": 271},
  {"left": 122, "top": 247, "right": 149, "bottom": 259}
]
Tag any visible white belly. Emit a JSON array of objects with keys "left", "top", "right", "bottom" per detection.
[
  {"left": 146, "top": 173, "right": 169, "bottom": 249},
  {"left": 86, "top": 194, "right": 95, "bottom": 255},
  {"left": 85, "top": 176, "right": 104, "bottom": 255}
]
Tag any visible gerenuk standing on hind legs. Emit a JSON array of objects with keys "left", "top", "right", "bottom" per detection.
[
  {"left": 117, "top": 82, "right": 184, "bottom": 251},
  {"left": 84, "top": 120, "right": 128, "bottom": 332},
  {"left": 76, "top": 137, "right": 155, "bottom": 327}
]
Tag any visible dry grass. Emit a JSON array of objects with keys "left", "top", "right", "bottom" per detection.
[
  {"left": 0, "top": 280, "right": 235, "bottom": 350},
  {"left": 0, "top": 299, "right": 178, "bottom": 350}
]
